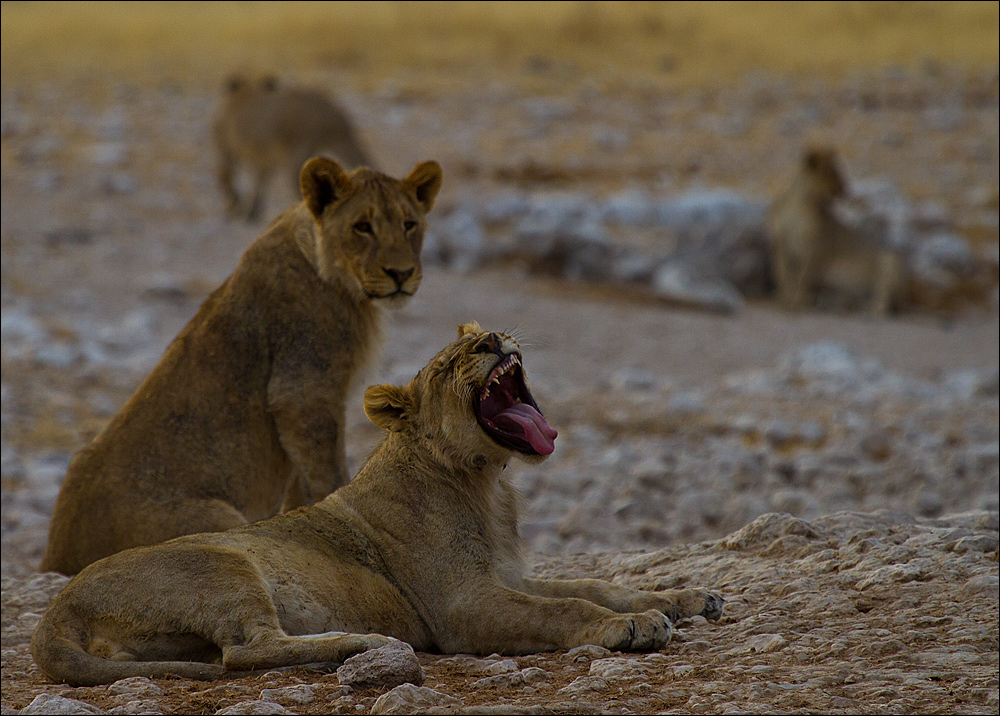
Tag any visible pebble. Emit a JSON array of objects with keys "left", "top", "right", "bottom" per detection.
[
  {"left": 369, "top": 685, "right": 461, "bottom": 715},
  {"left": 19, "top": 695, "right": 104, "bottom": 715},
  {"left": 651, "top": 262, "right": 745, "bottom": 314},
  {"left": 470, "top": 671, "right": 525, "bottom": 689},
  {"left": 336, "top": 640, "right": 424, "bottom": 689},
  {"left": 565, "top": 645, "right": 612, "bottom": 661},
  {"left": 556, "top": 676, "right": 608, "bottom": 696},
  {"left": 215, "top": 701, "right": 295, "bottom": 716},
  {"left": 259, "top": 684, "right": 315, "bottom": 705}
]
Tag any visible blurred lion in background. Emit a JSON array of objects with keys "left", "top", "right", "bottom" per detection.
[
  {"left": 767, "top": 146, "right": 907, "bottom": 315},
  {"left": 213, "top": 75, "right": 374, "bottom": 221}
]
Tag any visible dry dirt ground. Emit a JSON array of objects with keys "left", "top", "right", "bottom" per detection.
[{"left": 2, "top": 4, "right": 999, "bottom": 714}]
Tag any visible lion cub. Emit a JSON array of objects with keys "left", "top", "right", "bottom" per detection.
[
  {"left": 39, "top": 157, "right": 443, "bottom": 576},
  {"left": 213, "top": 75, "right": 374, "bottom": 221},
  {"left": 767, "top": 146, "right": 906, "bottom": 314},
  {"left": 32, "top": 323, "right": 723, "bottom": 686}
]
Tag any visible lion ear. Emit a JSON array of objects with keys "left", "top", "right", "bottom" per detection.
[
  {"left": 301, "top": 157, "right": 352, "bottom": 219},
  {"left": 457, "top": 321, "right": 482, "bottom": 339},
  {"left": 364, "top": 384, "right": 413, "bottom": 432},
  {"left": 804, "top": 146, "right": 832, "bottom": 171},
  {"left": 402, "top": 160, "right": 443, "bottom": 213},
  {"left": 225, "top": 74, "right": 247, "bottom": 93}
]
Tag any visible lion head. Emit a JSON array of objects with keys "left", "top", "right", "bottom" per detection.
[
  {"left": 364, "top": 322, "right": 558, "bottom": 468},
  {"left": 801, "top": 146, "right": 847, "bottom": 203},
  {"left": 299, "top": 157, "right": 442, "bottom": 305}
]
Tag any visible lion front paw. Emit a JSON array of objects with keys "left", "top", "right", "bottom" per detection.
[
  {"left": 601, "top": 610, "right": 673, "bottom": 652},
  {"left": 649, "top": 588, "right": 725, "bottom": 622}
]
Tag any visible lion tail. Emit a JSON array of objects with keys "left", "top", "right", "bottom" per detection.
[{"left": 30, "top": 598, "right": 224, "bottom": 687}]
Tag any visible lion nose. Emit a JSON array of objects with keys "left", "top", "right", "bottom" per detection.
[
  {"left": 384, "top": 267, "right": 414, "bottom": 288},
  {"left": 472, "top": 332, "right": 504, "bottom": 355}
]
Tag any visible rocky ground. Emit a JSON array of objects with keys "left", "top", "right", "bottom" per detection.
[{"left": 2, "top": 51, "right": 998, "bottom": 715}]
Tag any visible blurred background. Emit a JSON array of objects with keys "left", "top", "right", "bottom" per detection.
[{"left": 2, "top": 2, "right": 998, "bottom": 576}]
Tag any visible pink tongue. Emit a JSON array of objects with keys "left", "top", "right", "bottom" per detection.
[{"left": 491, "top": 403, "right": 558, "bottom": 455}]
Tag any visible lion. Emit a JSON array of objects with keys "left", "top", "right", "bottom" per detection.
[
  {"left": 39, "top": 157, "right": 443, "bottom": 577},
  {"left": 213, "top": 75, "right": 375, "bottom": 222},
  {"left": 31, "top": 323, "right": 724, "bottom": 687},
  {"left": 767, "top": 146, "right": 906, "bottom": 314}
]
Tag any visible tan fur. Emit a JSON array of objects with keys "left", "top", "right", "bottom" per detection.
[
  {"left": 768, "top": 147, "right": 906, "bottom": 314},
  {"left": 213, "top": 75, "right": 375, "bottom": 222},
  {"left": 32, "top": 323, "right": 723, "bottom": 686},
  {"left": 39, "top": 158, "right": 443, "bottom": 577}
]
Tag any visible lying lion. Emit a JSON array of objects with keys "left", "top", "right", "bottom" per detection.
[
  {"left": 39, "top": 157, "right": 443, "bottom": 576},
  {"left": 32, "top": 323, "right": 724, "bottom": 687},
  {"left": 768, "top": 146, "right": 906, "bottom": 314},
  {"left": 214, "top": 75, "right": 374, "bottom": 221}
]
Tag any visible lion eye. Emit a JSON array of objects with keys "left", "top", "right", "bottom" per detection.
[
  {"left": 354, "top": 221, "right": 374, "bottom": 235},
  {"left": 403, "top": 220, "right": 417, "bottom": 232}
]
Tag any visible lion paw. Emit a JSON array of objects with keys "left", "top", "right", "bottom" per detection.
[
  {"left": 648, "top": 588, "right": 725, "bottom": 622},
  {"left": 603, "top": 610, "right": 672, "bottom": 652}
]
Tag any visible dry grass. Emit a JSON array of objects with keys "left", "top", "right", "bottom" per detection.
[{"left": 2, "top": 1, "right": 997, "bottom": 89}]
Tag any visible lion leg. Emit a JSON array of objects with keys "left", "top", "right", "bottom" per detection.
[
  {"left": 520, "top": 578, "right": 724, "bottom": 622},
  {"left": 216, "top": 147, "right": 242, "bottom": 219},
  {"left": 245, "top": 164, "right": 273, "bottom": 223},
  {"left": 270, "top": 389, "right": 350, "bottom": 503},
  {"left": 869, "top": 251, "right": 904, "bottom": 316},
  {"left": 222, "top": 630, "right": 392, "bottom": 672},
  {"left": 438, "top": 583, "right": 672, "bottom": 655}
]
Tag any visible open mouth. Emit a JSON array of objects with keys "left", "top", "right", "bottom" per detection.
[{"left": 474, "top": 352, "right": 558, "bottom": 455}]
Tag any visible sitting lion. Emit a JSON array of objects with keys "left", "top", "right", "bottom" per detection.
[
  {"left": 32, "top": 323, "right": 724, "bottom": 687},
  {"left": 39, "top": 157, "right": 443, "bottom": 576},
  {"left": 767, "top": 146, "right": 906, "bottom": 314},
  {"left": 213, "top": 75, "right": 375, "bottom": 221}
]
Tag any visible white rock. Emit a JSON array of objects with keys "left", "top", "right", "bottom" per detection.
[
  {"left": 434, "top": 209, "right": 487, "bottom": 273},
  {"left": 108, "top": 676, "right": 164, "bottom": 699},
  {"left": 479, "top": 193, "right": 530, "bottom": 224},
  {"left": 1, "top": 307, "right": 47, "bottom": 348},
  {"left": 960, "top": 574, "right": 999, "bottom": 598},
  {"left": 370, "top": 685, "right": 461, "bottom": 715},
  {"left": 336, "top": 640, "right": 424, "bottom": 689},
  {"left": 521, "top": 666, "right": 549, "bottom": 684},
  {"left": 215, "top": 701, "right": 295, "bottom": 716},
  {"left": 746, "top": 633, "right": 789, "bottom": 653},
  {"left": 589, "top": 657, "right": 649, "bottom": 679},
  {"left": 651, "top": 262, "right": 744, "bottom": 314},
  {"left": 557, "top": 675, "right": 608, "bottom": 696},
  {"left": 20, "top": 695, "right": 104, "bottom": 715},
  {"left": 107, "top": 700, "right": 163, "bottom": 715},
  {"left": 666, "top": 390, "right": 707, "bottom": 416},
  {"left": 260, "top": 684, "right": 315, "bottom": 704},
  {"left": 470, "top": 671, "right": 526, "bottom": 689},
  {"left": 656, "top": 189, "right": 765, "bottom": 233},
  {"left": 34, "top": 342, "right": 79, "bottom": 369},
  {"left": 601, "top": 189, "right": 658, "bottom": 226},
  {"left": 483, "top": 658, "right": 519, "bottom": 675},
  {"left": 910, "top": 232, "right": 975, "bottom": 290},
  {"left": 781, "top": 342, "right": 884, "bottom": 385},
  {"left": 566, "top": 644, "right": 612, "bottom": 661}
]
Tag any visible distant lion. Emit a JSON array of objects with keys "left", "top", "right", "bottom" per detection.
[
  {"left": 213, "top": 75, "right": 375, "bottom": 221},
  {"left": 39, "top": 157, "right": 443, "bottom": 576},
  {"left": 31, "top": 323, "right": 724, "bottom": 687},
  {"left": 767, "top": 147, "right": 906, "bottom": 314}
]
